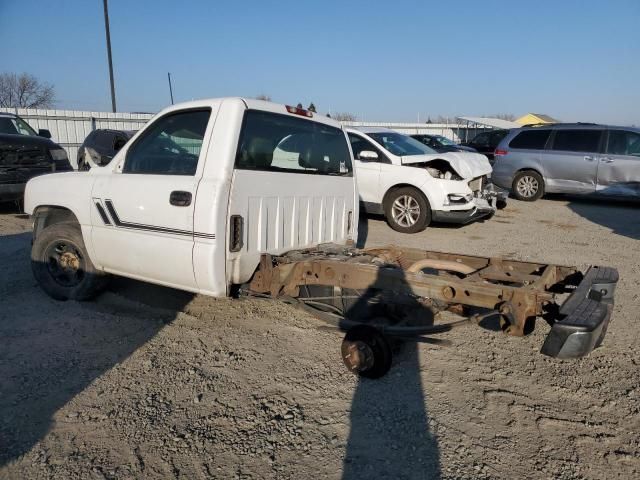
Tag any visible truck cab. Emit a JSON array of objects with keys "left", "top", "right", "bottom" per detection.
[{"left": 25, "top": 98, "right": 357, "bottom": 300}]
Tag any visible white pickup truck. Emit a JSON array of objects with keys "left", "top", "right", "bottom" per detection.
[{"left": 24, "top": 98, "right": 618, "bottom": 378}]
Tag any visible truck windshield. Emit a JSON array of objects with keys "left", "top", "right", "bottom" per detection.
[
  {"left": 368, "top": 132, "right": 437, "bottom": 156},
  {"left": 0, "top": 116, "right": 38, "bottom": 136},
  {"left": 235, "top": 110, "right": 352, "bottom": 176}
]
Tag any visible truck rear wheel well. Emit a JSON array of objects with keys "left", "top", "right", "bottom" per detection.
[{"left": 32, "top": 206, "right": 80, "bottom": 240}]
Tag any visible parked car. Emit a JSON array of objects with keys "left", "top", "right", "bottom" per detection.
[
  {"left": 0, "top": 112, "right": 72, "bottom": 202},
  {"left": 347, "top": 127, "right": 505, "bottom": 233},
  {"left": 77, "top": 129, "right": 136, "bottom": 170},
  {"left": 411, "top": 134, "right": 477, "bottom": 153},
  {"left": 492, "top": 123, "right": 640, "bottom": 201},
  {"left": 461, "top": 129, "right": 510, "bottom": 163}
]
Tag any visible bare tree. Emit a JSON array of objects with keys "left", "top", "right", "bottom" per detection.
[
  {"left": 307, "top": 102, "right": 317, "bottom": 113},
  {"left": 331, "top": 112, "right": 357, "bottom": 122},
  {"left": 0, "top": 72, "right": 55, "bottom": 108},
  {"left": 254, "top": 93, "right": 271, "bottom": 101}
]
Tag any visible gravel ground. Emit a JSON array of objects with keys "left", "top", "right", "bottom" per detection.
[{"left": 0, "top": 196, "right": 639, "bottom": 479}]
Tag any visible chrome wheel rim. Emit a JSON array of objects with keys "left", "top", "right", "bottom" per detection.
[
  {"left": 516, "top": 176, "right": 539, "bottom": 198},
  {"left": 391, "top": 195, "right": 420, "bottom": 227}
]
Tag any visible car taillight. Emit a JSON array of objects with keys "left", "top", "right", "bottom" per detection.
[
  {"left": 494, "top": 149, "right": 508, "bottom": 157},
  {"left": 285, "top": 105, "right": 313, "bottom": 117}
]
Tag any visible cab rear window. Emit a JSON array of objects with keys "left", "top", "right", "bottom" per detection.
[{"left": 235, "top": 110, "right": 352, "bottom": 176}]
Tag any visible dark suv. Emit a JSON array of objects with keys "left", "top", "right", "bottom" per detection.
[
  {"left": 0, "top": 112, "right": 72, "bottom": 202},
  {"left": 462, "top": 129, "right": 510, "bottom": 163},
  {"left": 492, "top": 123, "right": 640, "bottom": 201},
  {"left": 77, "top": 129, "right": 136, "bottom": 170}
]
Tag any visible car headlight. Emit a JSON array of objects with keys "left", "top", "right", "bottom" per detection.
[
  {"left": 50, "top": 148, "right": 68, "bottom": 161},
  {"left": 446, "top": 193, "right": 473, "bottom": 205}
]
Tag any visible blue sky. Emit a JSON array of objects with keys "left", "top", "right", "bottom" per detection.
[{"left": 1, "top": 0, "right": 639, "bottom": 124}]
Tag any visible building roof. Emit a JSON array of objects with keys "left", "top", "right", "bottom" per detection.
[
  {"left": 456, "top": 116, "right": 520, "bottom": 129},
  {"left": 515, "top": 113, "right": 559, "bottom": 125}
]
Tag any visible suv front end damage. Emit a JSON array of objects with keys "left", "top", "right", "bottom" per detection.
[
  {"left": 244, "top": 245, "right": 618, "bottom": 378},
  {"left": 433, "top": 176, "right": 508, "bottom": 224}
]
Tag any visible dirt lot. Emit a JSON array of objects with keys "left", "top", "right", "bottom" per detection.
[{"left": 1, "top": 197, "right": 639, "bottom": 480}]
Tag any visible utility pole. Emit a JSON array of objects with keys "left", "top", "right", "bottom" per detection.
[
  {"left": 102, "top": 0, "right": 117, "bottom": 112},
  {"left": 168, "top": 72, "right": 174, "bottom": 104}
]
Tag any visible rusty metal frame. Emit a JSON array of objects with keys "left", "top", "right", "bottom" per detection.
[{"left": 247, "top": 246, "right": 580, "bottom": 336}]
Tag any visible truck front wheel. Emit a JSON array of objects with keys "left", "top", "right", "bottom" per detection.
[
  {"left": 31, "top": 223, "right": 107, "bottom": 301},
  {"left": 384, "top": 187, "right": 431, "bottom": 233}
]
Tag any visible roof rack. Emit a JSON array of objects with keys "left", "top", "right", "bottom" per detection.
[{"left": 522, "top": 122, "right": 599, "bottom": 128}]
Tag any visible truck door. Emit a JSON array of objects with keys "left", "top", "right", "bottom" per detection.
[
  {"left": 226, "top": 108, "right": 357, "bottom": 285},
  {"left": 91, "top": 107, "right": 216, "bottom": 289}
]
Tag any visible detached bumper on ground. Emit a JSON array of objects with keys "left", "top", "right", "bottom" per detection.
[{"left": 541, "top": 266, "right": 618, "bottom": 359}]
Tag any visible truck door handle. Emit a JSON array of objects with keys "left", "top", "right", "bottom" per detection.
[
  {"left": 169, "top": 190, "right": 192, "bottom": 206},
  {"left": 600, "top": 157, "right": 614, "bottom": 163},
  {"left": 584, "top": 156, "right": 594, "bottom": 161}
]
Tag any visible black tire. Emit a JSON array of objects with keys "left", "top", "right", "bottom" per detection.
[
  {"left": 341, "top": 325, "right": 392, "bottom": 379},
  {"left": 31, "top": 222, "right": 108, "bottom": 301},
  {"left": 512, "top": 170, "right": 544, "bottom": 201},
  {"left": 384, "top": 187, "right": 431, "bottom": 233}
]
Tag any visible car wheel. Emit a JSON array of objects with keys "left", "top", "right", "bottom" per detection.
[
  {"left": 384, "top": 187, "right": 431, "bottom": 233},
  {"left": 31, "top": 222, "right": 108, "bottom": 301},
  {"left": 512, "top": 170, "right": 544, "bottom": 201}
]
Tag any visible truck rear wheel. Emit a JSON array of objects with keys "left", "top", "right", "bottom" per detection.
[
  {"left": 341, "top": 325, "right": 392, "bottom": 379},
  {"left": 31, "top": 223, "right": 107, "bottom": 301},
  {"left": 384, "top": 187, "right": 431, "bottom": 233}
]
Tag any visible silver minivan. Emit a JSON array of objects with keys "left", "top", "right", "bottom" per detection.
[{"left": 491, "top": 124, "right": 640, "bottom": 201}]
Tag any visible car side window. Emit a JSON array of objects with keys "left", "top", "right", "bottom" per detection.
[
  {"left": 471, "top": 132, "right": 490, "bottom": 147},
  {"left": 123, "top": 109, "right": 210, "bottom": 175},
  {"left": 348, "top": 133, "right": 389, "bottom": 163},
  {"left": 551, "top": 129, "right": 602, "bottom": 153},
  {"left": 113, "top": 135, "right": 128, "bottom": 151},
  {"left": 607, "top": 130, "right": 640, "bottom": 157},
  {"left": 490, "top": 131, "right": 508, "bottom": 147},
  {"left": 509, "top": 130, "right": 551, "bottom": 150}
]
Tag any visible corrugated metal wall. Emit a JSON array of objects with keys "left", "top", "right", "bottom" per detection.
[{"left": 0, "top": 107, "right": 154, "bottom": 168}]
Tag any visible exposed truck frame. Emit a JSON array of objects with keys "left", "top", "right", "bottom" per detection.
[{"left": 245, "top": 244, "right": 617, "bottom": 378}]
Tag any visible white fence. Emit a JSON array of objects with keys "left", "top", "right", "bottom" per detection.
[
  {"left": 0, "top": 107, "right": 154, "bottom": 166},
  {"left": 2, "top": 107, "right": 488, "bottom": 169}
]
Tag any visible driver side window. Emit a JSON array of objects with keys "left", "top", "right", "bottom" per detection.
[
  {"left": 124, "top": 109, "right": 210, "bottom": 175},
  {"left": 348, "top": 133, "right": 388, "bottom": 163}
]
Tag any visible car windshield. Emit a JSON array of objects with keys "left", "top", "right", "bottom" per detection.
[
  {"left": 368, "top": 132, "right": 437, "bottom": 156},
  {"left": 434, "top": 135, "right": 456, "bottom": 146},
  {"left": 0, "top": 116, "right": 38, "bottom": 136}
]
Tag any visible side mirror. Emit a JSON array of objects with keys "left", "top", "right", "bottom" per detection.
[
  {"left": 358, "top": 150, "right": 378, "bottom": 161},
  {"left": 38, "top": 129, "right": 52, "bottom": 139}
]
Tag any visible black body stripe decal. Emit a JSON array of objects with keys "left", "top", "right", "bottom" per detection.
[
  {"left": 99, "top": 200, "right": 215, "bottom": 239},
  {"left": 95, "top": 202, "right": 111, "bottom": 225}
]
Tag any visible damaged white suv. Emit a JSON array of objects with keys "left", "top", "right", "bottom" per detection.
[{"left": 347, "top": 128, "right": 506, "bottom": 233}]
